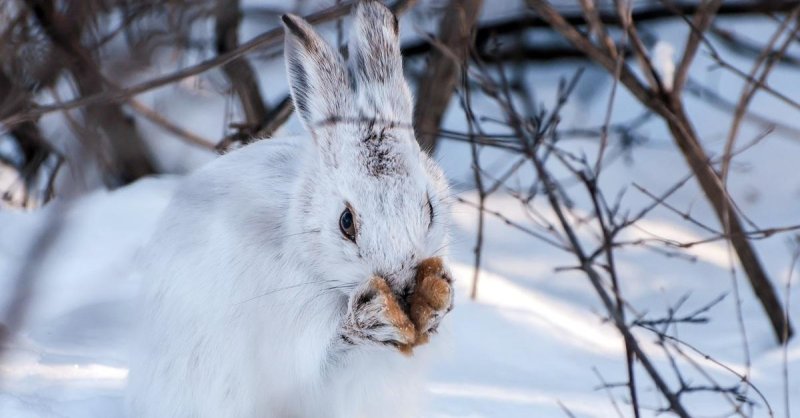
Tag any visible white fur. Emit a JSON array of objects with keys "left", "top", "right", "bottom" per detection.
[{"left": 127, "top": 2, "right": 451, "bottom": 417}]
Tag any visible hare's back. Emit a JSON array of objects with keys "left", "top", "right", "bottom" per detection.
[
  {"left": 173, "top": 134, "right": 309, "bottom": 208},
  {"left": 144, "top": 134, "right": 311, "bottom": 265}
]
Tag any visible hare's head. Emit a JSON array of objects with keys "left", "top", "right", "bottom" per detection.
[{"left": 282, "top": 1, "right": 450, "bottom": 294}]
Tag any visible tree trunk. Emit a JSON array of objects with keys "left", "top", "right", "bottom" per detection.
[{"left": 413, "top": 0, "right": 483, "bottom": 153}]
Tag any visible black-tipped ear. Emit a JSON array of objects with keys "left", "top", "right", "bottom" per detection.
[
  {"left": 281, "top": 14, "right": 310, "bottom": 47},
  {"left": 281, "top": 14, "right": 351, "bottom": 131},
  {"left": 347, "top": 1, "right": 412, "bottom": 123}
]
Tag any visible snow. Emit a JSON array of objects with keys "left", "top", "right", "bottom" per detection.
[
  {"left": 1, "top": 172, "right": 798, "bottom": 417},
  {"left": 652, "top": 41, "right": 676, "bottom": 92},
  {"left": 2, "top": 6, "right": 800, "bottom": 418}
]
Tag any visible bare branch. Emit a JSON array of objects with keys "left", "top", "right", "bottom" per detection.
[
  {"left": 0, "top": 0, "right": 358, "bottom": 128},
  {"left": 721, "top": 6, "right": 800, "bottom": 184},
  {"left": 672, "top": 0, "right": 723, "bottom": 94},
  {"left": 25, "top": 0, "right": 156, "bottom": 186},
  {"left": 527, "top": 0, "right": 793, "bottom": 344},
  {"left": 128, "top": 99, "right": 216, "bottom": 150}
]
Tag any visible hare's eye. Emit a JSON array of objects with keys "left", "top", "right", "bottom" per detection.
[{"left": 339, "top": 208, "right": 356, "bottom": 242}]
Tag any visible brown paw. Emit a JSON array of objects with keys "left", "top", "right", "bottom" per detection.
[
  {"left": 343, "top": 277, "right": 416, "bottom": 351},
  {"left": 407, "top": 257, "right": 454, "bottom": 347},
  {"left": 340, "top": 259, "right": 454, "bottom": 355}
]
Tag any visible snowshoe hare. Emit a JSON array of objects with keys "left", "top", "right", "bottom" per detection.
[{"left": 127, "top": 1, "right": 454, "bottom": 417}]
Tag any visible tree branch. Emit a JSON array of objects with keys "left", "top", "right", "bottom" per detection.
[
  {"left": 26, "top": 0, "right": 156, "bottom": 187},
  {"left": 527, "top": 0, "right": 793, "bottom": 345}
]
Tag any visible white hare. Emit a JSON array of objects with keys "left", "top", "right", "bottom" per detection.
[{"left": 126, "top": 1, "right": 454, "bottom": 417}]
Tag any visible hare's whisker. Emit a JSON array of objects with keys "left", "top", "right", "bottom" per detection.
[{"left": 235, "top": 279, "right": 339, "bottom": 305}]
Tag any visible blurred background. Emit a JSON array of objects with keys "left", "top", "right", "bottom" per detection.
[{"left": 1, "top": 0, "right": 799, "bottom": 416}]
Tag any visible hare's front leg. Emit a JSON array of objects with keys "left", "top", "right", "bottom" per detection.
[
  {"left": 408, "top": 257, "right": 454, "bottom": 346},
  {"left": 340, "top": 277, "right": 416, "bottom": 352}
]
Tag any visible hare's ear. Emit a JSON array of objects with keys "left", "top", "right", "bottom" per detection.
[
  {"left": 348, "top": 0, "right": 412, "bottom": 123},
  {"left": 281, "top": 14, "right": 351, "bottom": 131}
]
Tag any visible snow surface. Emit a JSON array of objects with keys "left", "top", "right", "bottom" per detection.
[{"left": 1, "top": 170, "right": 798, "bottom": 417}]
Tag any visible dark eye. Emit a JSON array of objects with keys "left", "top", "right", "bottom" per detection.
[{"left": 339, "top": 207, "right": 356, "bottom": 242}]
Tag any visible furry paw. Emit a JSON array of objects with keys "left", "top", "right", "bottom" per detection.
[
  {"left": 342, "top": 277, "right": 416, "bottom": 352},
  {"left": 407, "top": 257, "right": 453, "bottom": 346}
]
